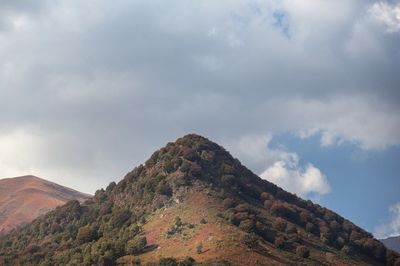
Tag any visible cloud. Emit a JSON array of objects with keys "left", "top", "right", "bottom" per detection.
[
  {"left": 0, "top": 0, "right": 398, "bottom": 193},
  {"left": 261, "top": 161, "right": 331, "bottom": 198},
  {"left": 369, "top": 2, "right": 400, "bottom": 33},
  {"left": 228, "top": 134, "right": 331, "bottom": 199},
  {"left": 374, "top": 202, "right": 400, "bottom": 238}
]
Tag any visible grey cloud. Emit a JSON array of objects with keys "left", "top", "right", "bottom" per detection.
[{"left": 0, "top": 0, "right": 399, "bottom": 192}]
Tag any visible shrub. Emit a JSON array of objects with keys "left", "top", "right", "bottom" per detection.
[
  {"left": 274, "top": 236, "right": 285, "bottom": 249},
  {"left": 296, "top": 245, "right": 310, "bottom": 258},
  {"left": 299, "top": 211, "right": 311, "bottom": 224},
  {"left": 270, "top": 202, "right": 298, "bottom": 222},
  {"left": 181, "top": 146, "right": 198, "bottom": 161},
  {"left": 77, "top": 226, "right": 98, "bottom": 243},
  {"left": 105, "top": 181, "right": 116, "bottom": 194},
  {"left": 228, "top": 214, "right": 240, "bottom": 226},
  {"left": 50, "top": 223, "right": 62, "bottom": 234},
  {"left": 111, "top": 209, "right": 131, "bottom": 228},
  {"left": 158, "top": 257, "right": 178, "bottom": 266},
  {"left": 200, "top": 218, "right": 207, "bottom": 224},
  {"left": 305, "top": 222, "right": 315, "bottom": 234},
  {"left": 156, "top": 181, "right": 172, "bottom": 196},
  {"left": 196, "top": 242, "right": 203, "bottom": 254},
  {"left": 180, "top": 257, "right": 196, "bottom": 266},
  {"left": 243, "top": 233, "right": 259, "bottom": 249},
  {"left": 286, "top": 224, "right": 297, "bottom": 234},
  {"left": 336, "top": 236, "right": 346, "bottom": 248},
  {"left": 234, "top": 212, "right": 249, "bottom": 221},
  {"left": 273, "top": 217, "right": 287, "bottom": 232},
  {"left": 263, "top": 200, "right": 273, "bottom": 209},
  {"left": 180, "top": 161, "right": 191, "bottom": 173},
  {"left": 239, "top": 219, "right": 255, "bottom": 233},
  {"left": 260, "top": 192, "right": 271, "bottom": 201},
  {"left": 235, "top": 203, "right": 250, "bottom": 213},
  {"left": 25, "top": 244, "right": 40, "bottom": 254},
  {"left": 221, "top": 175, "right": 236, "bottom": 187},
  {"left": 319, "top": 226, "right": 332, "bottom": 244},
  {"left": 126, "top": 236, "right": 147, "bottom": 255},
  {"left": 223, "top": 198, "right": 235, "bottom": 209},
  {"left": 341, "top": 245, "right": 352, "bottom": 255},
  {"left": 329, "top": 220, "right": 340, "bottom": 231},
  {"left": 174, "top": 216, "right": 182, "bottom": 227},
  {"left": 349, "top": 230, "right": 361, "bottom": 242},
  {"left": 220, "top": 163, "right": 235, "bottom": 174}
]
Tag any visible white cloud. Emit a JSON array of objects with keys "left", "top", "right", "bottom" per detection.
[
  {"left": 260, "top": 160, "right": 331, "bottom": 198},
  {"left": 287, "top": 97, "right": 400, "bottom": 150},
  {"left": 374, "top": 202, "right": 400, "bottom": 238},
  {"left": 369, "top": 2, "right": 400, "bottom": 33},
  {"left": 229, "top": 134, "right": 331, "bottom": 199}
]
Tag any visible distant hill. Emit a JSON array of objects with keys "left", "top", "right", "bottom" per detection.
[
  {"left": 0, "top": 135, "right": 399, "bottom": 265},
  {"left": 382, "top": 236, "right": 400, "bottom": 253},
  {"left": 0, "top": 175, "right": 90, "bottom": 236}
]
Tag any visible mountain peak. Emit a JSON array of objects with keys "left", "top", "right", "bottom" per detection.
[{"left": 120, "top": 134, "right": 244, "bottom": 192}]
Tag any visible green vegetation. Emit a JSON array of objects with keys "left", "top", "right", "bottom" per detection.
[{"left": 158, "top": 257, "right": 196, "bottom": 266}]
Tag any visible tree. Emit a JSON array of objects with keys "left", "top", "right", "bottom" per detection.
[
  {"left": 274, "top": 236, "right": 285, "bottom": 249},
  {"left": 299, "top": 211, "right": 311, "bottom": 224},
  {"left": 110, "top": 209, "right": 131, "bottom": 228},
  {"left": 305, "top": 222, "right": 315, "bottom": 234},
  {"left": 273, "top": 217, "right": 287, "bottom": 232},
  {"left": 263, "top": 200, "right": 273, "bottom": 209},
  {"left": 239, "top": 219, "right": 255, "bottom": 233},
  {"left": 260, "top": 192, "right": 271, "bottom": 201},
  {"left": 126, "top": 236, "right": 147, "bottom": 255},
  {"left": 76, "top": 226, "right": 98, "bottom": 243},
  {"left": 174, "top": 216, "right": 182, "bottom": 227},
  {"left": 221, "top": 175, "right": 235, "bottom": 187},
  {"left": 156, "top": 180, "right": 172, "bottom": 196},
  {"left": 286, "top": 224, "right": 297, "bottom": 234},
  {"left": 223, "top": 198, "right": 235, "bottom": 209},
  {"left": 106, "top": 181, "right": 116, "bottom": 194},
  {"left": 180, "top": 161, "right": 192, "bottom": 173}
]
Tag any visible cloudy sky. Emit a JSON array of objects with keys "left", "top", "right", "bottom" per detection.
[{"left": 0, "top": 0, "right": 399, "bottom": 238}]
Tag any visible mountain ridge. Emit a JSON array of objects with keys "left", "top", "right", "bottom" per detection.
[
  {"left": 0, "top": 134, "right": 399, "bottom": 265},
  {"left": 0, "top": 175, "right": 90, "bottom": 236}
]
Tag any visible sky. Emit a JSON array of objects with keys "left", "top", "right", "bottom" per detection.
[{"left": 0, "top": 0, "right": 399, "bottom": 238}]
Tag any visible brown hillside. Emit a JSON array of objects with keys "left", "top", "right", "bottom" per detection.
[{"left": 0, "top": 175, "right": 90, "bottom": 235}]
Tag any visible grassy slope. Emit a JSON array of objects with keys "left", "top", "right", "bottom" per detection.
[{"left": 119, "top": 190, "right": 371, "bottom": 266}]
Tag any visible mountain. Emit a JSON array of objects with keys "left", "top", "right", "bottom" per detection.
[
  {"left": 0, "top": 134, "right": 399, "bottom": 265},
  {"left": 0, "top": 175, "right": 90, "bottom": 236},
  {"left": 382, "top": 236, "right": 400, "bottom": 254}
]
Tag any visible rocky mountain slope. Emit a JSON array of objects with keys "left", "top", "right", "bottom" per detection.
[
  {"left": 0, "top": 135, "right": 399, "bottom": 265},
  {"left": 0, "top": 175, "right": 90, "bottom": 236}
]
